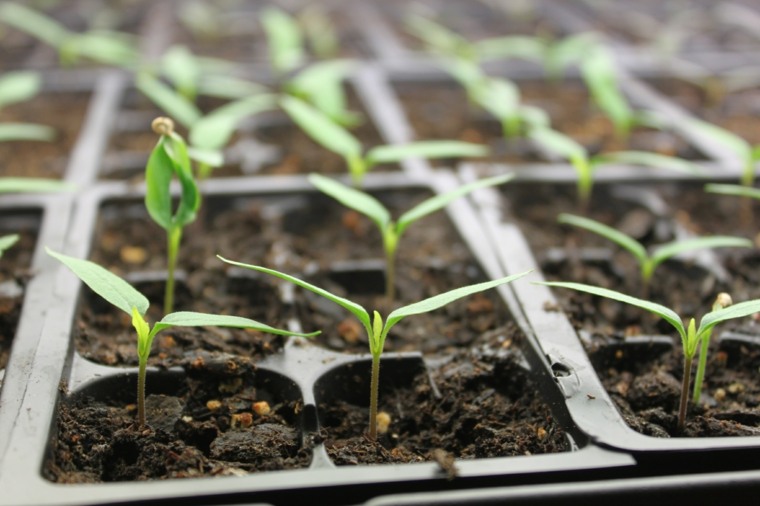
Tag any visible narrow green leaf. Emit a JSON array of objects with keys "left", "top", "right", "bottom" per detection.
[
  {"left": 594, "top": 151, "right": 703, "bottom": 175},
  {"left": 474, "top": 35, "right": 546, "bottom": 62},
  {"left": 687, "top": 119, "right": 750, "bottom": 160},
  {"left": 398, "top": 174, "right": 513, "bottom": 235},
  {"left": 0, "top": 123, "right": 55, "bottom": 142},
  {"left": 473, "top": 78, "right": 520, "bottom": 121},
  {"left": 405, "top": 14, "right": 471, "bottom": 57},
  {"left": 581, "top": 47, "right": 632, "bottom": 135},
  {"left": 46, "top": 248, "right": 149, "bottom": 317},
  {"left": 0, "top": 234, "right": 19, "bottom": 257},
  {"left": 136, "top": 73, "right": 202, "bottom": 129},
  {"left": 0, "top": 2, "right": 69, "bottom": 47},
  {"left": 0, "top": 71, "right": 41, "bottom": 109},
  {"left": 66, "top": 31, "right": 138, "bottom": 67},
  {"left": 162, "top": 45, "right": 200, "bottom": 100},
  {"left": 288, "top": 60, "right": 356, "bottom": 124},
  {"left": 217, "top": 256, "right": 372, "bottom": 331},
  {"left": 189, "top": 94, "right": 276, "bottom": 150},
  {"left": 441, "top": 57, "right": 485, "bottom": 92},
  {"left": 197, "top": 75, "right": 269, "bottom": 100},
  {"left": 0, "top": 177, "right": 71, "bottom": 193},
  {"left": 280, "top": 95, "right": 362, "bottom": 159},
  {"left": 705, "top": 183, "right": 760, "bottom": 201},
  {"left": 152, "top": 311, "right": 320, "bottom": 339},
  {"left": 132, "top": 307, "right": 152, "bottom": 359},
  {"left": 187, "top": 146, "right": 223, "bottom": 167},
  {"left": 308, "top": 174, "right": 391, "bottom": 231},
  {"left": 144, "top": 136, "right": 175, "bottom": 230},
  {"left": 385, "top": 271, "right": 532, "bottom": 332},
  {"left": 529, "top": 127, "right": 588, "bottom": 166},
  {"left": 650, "top": 236, "right": 753, "bottom": 270},
  {"left": 540, "top": 281, "right": 687, "bottom": 339},
  {"left": 261, "top": 7, "right": 304, "bottom": 74},
  {"left": 366, "top": 141, "right": 488, "bottom": 167},
  {"left": 165, "top": 133, "right": 200, "bottom": 228},
  {"left": 699, "top": 299, "right": 760, "bottom": 333},
  {"left": 558, "top": 213, "right": 648, "bottom": 265}
]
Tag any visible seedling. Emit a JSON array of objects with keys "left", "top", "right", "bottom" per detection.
[
  {"left": 0, "top": 2, "right": 138, "bottom": 68},
  {"left": 284, "top": 59, "right": 360, "bottom": 127},
  {"left": 281, "top": 95, "right": 488, "bottom": 186},
  {"left": 539, "top": 281, "right": 760, "bottom": 431},
  {"left": 529, "top": 126, "right": 701, "bottom": 210},
  {"left": 218, "top": 256, "right": 531, "bottom": 439},
  {"left": 558, "top": 213, "right": 752, "bottom": 294},
  {"left": 309, "top": 172, "right": 514, "bottom": 301},
  {"left": 687, "top": 119, "right": 760, "bottom": 189},
  {"left": 0, "top": 71, "right": 54, "bottom": 142},
  {"left": 47, "top": 248, "right": 318, "bottom": 428},
  {"left": 261, "top": 7, "right": 305, "bottom": 76},
  {"left": 705, "top": 183, "right": 760, "bottom": 203},
  {"left": 145, "top": 117, "right": 200, "bottom": 315}
]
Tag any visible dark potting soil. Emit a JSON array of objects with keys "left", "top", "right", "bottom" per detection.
[
  {"left": 505, "top": 181, "right": 760, "bottom": 437},
  {"left": 45, "top": 356, "right": 311, "bottom": 482},
  {"left": 0, "top": 92, "right": 90, "bottom": 178},
  {"left": 394, "top": 80, "right": 701, "bottom": 165},
  {"left": 319, "top": 325, "right": 568, "bottom": 465}
]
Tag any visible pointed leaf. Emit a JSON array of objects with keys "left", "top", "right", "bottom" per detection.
[
  {"left": 197, "top": 75, "right": 269, "bottom": 100},
  {"left": 280, "top": 95, "right": 362, "bottom": 159},
  {"left": 687, "top": 119, "right": 750, "bottom": 159},
  {"left": 474, "top": 36, "right": 546, "bottom": 61},
  {"left": 529, "top": 126, "right": 587, "bottom": 162},
  {"left": 0, "top": 177, "right": 72, "bottom": 193},
  {"left": 261, "top": 7, "right": 304, "bottom": 74},
  {"left": 162, "top": 45, "right": 200, "bottom": 100},
  {"left": 136, "top": 73, "right": 202, "bottom": 129},
  {"left": 0, "top": 234, "right": 19, "bottom": 258},
  {"left": 705, "top": 183, "right": 760, "bottom": 201},
  {"left": 473, "top": 78, "right": 520, "bottom": 121},
  {"left": 308, "top": 174, "right": 390, "bottom": 231},
  {"left": 187, "top": 146, "right": 223, "bottom": 167},
  {"left": 0, "top": 2, "right": 69, "bottom": 47},
  {"left": 538, "top": 281, "right": 686, "bottom": 338},
  {"left": 385, "top": 271, "right": 532, "bottom": 333},
  {"left": 594, "top": 151, "right": 703, "bottom": 175},
  {"left": 190, "top": 94, "right": 276, "bottom": 149},
  {"left": 46, "top": 248, "right": 149, "bottom": 317},
  {"left": 366, "top": 141, "right": 488, "bottom": 167},
  {"left": 558, "top": 213, "right": 648, "bottom": 265},
  {"left": 152, "top": 311, "right": 320, "bottom": 339},
  {"left": 699, "top": 299, "right": 760, "bottom": 334},
  {"left": 398, "top": 174, "right": 513, "bottom": 235},
  {"left": 650, "top": 236, "right": 752, "bottom": 270},
  {"left": 405, "top": 14, "right": 471, "bottom": 57},
  {"left": 217, "top": 257, "right": 372, "bottom": 332},
  {"left": 0, "top": 71, "right": 41, "bottom": 109},
  {"left": 0, "top": 123, "right": 56, "bottom": 142}
]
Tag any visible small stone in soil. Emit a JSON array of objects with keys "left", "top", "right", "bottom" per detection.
[
  {"left": 145, "top": 395, "right": 184, "bottom": 434},
  {"left": 209, "top": 424, "right": 299, "bottom": 461}
]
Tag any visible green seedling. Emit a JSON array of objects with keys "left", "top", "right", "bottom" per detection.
[
  {"left": 0, "top": 71, "right": 55, "bottom": 142},
  {"left": 47, "top": 248, "right": 318, "bottom": 428},
  {"left": 558, "top": 213, "right": 752, "bottom": 295},
  {"left": 218, "top": 256, "right": 531, "bottom": 439},
  {"left": 705, "top": 183, "right": 760, "bottom": 202},
  {"left": 284, "top": 59, "right": 360, "bottom": 127},
  {"left": 528, "top": 126, "right": 701, "bottom": 210},
  {"left": 281, "top": 95, "right": 488, "bottom": 186},
  {"left": 0, "top": 2, "right": 138, "bottom": 68},
  {"left": 261, "top": 7, "right": 305, "bottom": 76},
  {"left": 309, "top": 172, "right": 513, "bottom": 301},
  {"left": 145, "top": 117, "right": 200, "bottom": 315},
  {"left": 539, "top": 281, "right": 760, "bottom": 431},
  {"left": 688, "top": 119, "right": 760, "bottom": 188}
]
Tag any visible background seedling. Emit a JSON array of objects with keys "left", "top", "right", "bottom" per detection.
[
  {"left": 558, "top": 212, "right": 752, "bottom": 295},
  {"left": 47, "top": 248, "right": 318, "bottom": 428},
  {"left": 218, "top": 256, "right": 531, "bottom": 440},
  {"left": 0, "top": 2, "right": 138, "bottom": 68},
  {"left": 309, "top": 172, "right": 513, "bottom": 301},
  {"left": 540, "top": 281, "right": 760, "bottom": 431},
  {"left": 145, "top": 117, "right": 200, "bottom": 315},
  {"left": 281, "top": 95, "right": 488, "bottom": 186},
  {"left": 687, "top": 118, "right": 760, "bottom": 189},
  {"left": 0, "top": 71, "right": 55, "bottom": 142}
]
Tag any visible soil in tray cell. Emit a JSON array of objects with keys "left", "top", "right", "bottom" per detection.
[
  {"left": 45, "top": 362, "right": 311, "bottom": 482},
  {"left": 394, "top": 80, "right": 701, "bottom": 166},
  {"left": 0, "top": 211, "right": 39, "bottom": 369},
  {"left": 0, "top": 92, "right": 90, "bottom": 178},
  {"left": 316, "top": 328, "right": 569, "bottom": 465}
]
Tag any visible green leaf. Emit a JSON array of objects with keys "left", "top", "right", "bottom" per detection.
[
  {"left": 0, "top": 71, "right": 41, "bottom": 109},
  {"left": 687, "top": 119, "right": 750, "bottom": 160},
  {"left": 288, "top": 60, "right": 356, "bottom": 124},
  {"left": 0, "top": 177, "right": 71, "bottom": 193},
  {"left": 65, "top": 31, "right": 138, "bottom": 67},
  {"left": 472, "top": 78, "right": 520, "bottom": 122},
  {"left": 0, "top": 2, "right": 69, "bottom": 48},
  {"left": 650, "top": 236, "right": 753, "bottom": 271},
  {"left": 261, "top": 7, "right": 304, "bottom": 74},
  {"left": 189, "top": 94, "right": 276, "bottom": 150},
  {"left": 593, "top": 151, "right": 703, "bottom": 175},
  {"left": 398, "top": 174, "right": 513, "bottom": 235},
  {"left": 699, "top": 299, "right": 760, "bottom": 335},
  {"left": 0, "top": 234, "right": 19, "bottom": 258},
  {"left": 580, "top": 47, "right": 632, "bottom": 135},
  {"left": 132, "top": 307, "right": 152, "bottom": 359},
  {"left": 545, "top": 32, "right": 597, "bottom": 78},
  {"left": 162, "top": 45, "right": 200, "bottom": 100},
  {"left": 152, "top": 311, "right": 320, "bottom": 339},
  {"left": 187, "top": 146, "right": 223, "bottom": 167},
  {"left": 558, "top": 213, "right": 648, "bottom": 265},
  {"left": 135, "top": 73, "right": 202, "bottom": 129},
  {"left": 46, "top": 248, "right": 149, "bottom": 317},
  {"left": 405, "top": 14, "right": 471, "bottom": 57},
  {"left": 474, "top": 35, "right": 546, "bottom": 62},
  {"left": 197, "top": 75, "right": 269, "bottom": 100},
  {"left": 365, "top": 141, "right": 488, "bottom": 167},
  {"left": 705, "top": 183, "right": 760, "bottom": 201},
  {"left": 0, "top": 123, "right": 55, "bottom": 142},
  {"left": 280, "top": 95, "right": 362, "bottom": 159},
  {"left": 308, "top": 173, "right": 391, "bottom": 231},
  {"left": 217, "top": 256, "right": 372, "bottom": 333},
  {"left": 538, "top": 281, "right": 686, "bottom": 339},
  {"left": 529, "top": 126, "right": 587, "bottom": 162},
  {"left": 440, "top": 57, "right": 485, "bottom": 93},
  {"left": 385, "top": 271, "right": 532, "bottom": 334}
]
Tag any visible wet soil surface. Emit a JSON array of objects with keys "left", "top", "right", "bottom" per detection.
[
  {"left": 0, "top": 92, "right": 90, "bottom": 178},
  {"left": 503, "top": 180, "right": 760, "bottom": 437}
]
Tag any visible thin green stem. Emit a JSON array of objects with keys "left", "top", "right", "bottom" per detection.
[
  {"left": 164, "top": 226, "right": 182, "bottom": 315},
  {"left": 368, "top": 353, "right": 381, "bottom": 440},
  {"left": 137, "top": 357, "right": 147, "bottom": 428},
  {"left": 677, "top": 355, "right": 693, "bottom": 432},
  {"left": 692, "top": 332, "right": 711, "bottom": 404},
  {"left": 501, "top": 115, "right": 520, "bottom": 139},
  {"left": 348, "top": 155, "right": 367, "bottom": 188},
  {"left": 385, "top": 249, "right": 396, "bottom": 303}
]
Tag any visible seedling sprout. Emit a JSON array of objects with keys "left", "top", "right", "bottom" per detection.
[
  {"left": 309, "top": 172, "right": 514, "bottom": 301},
  {"left": 558, "top": 213, "right": 752, "bottom": 294},
  {"left": 539, "top": 281, "right": 760, "bottom": 431},
  {"left": 47, "top": 249, "right": 318, "bottom": 427},
  {"left": 281, "top": 96, "right": 488, "bottom": 186},
  {"left": 218, "top": 256, "right": 531, "bottom": 440}
]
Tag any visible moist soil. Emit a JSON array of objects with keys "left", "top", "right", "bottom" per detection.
[
  {"left": 504, "top": 181, "right": 760, "bottom": 438},
  {"left": 394, "top": 80, "right": 702, "bottom": 165},
  {"left": 0, "top": 92, "right": 91, "bottom": 178}
]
